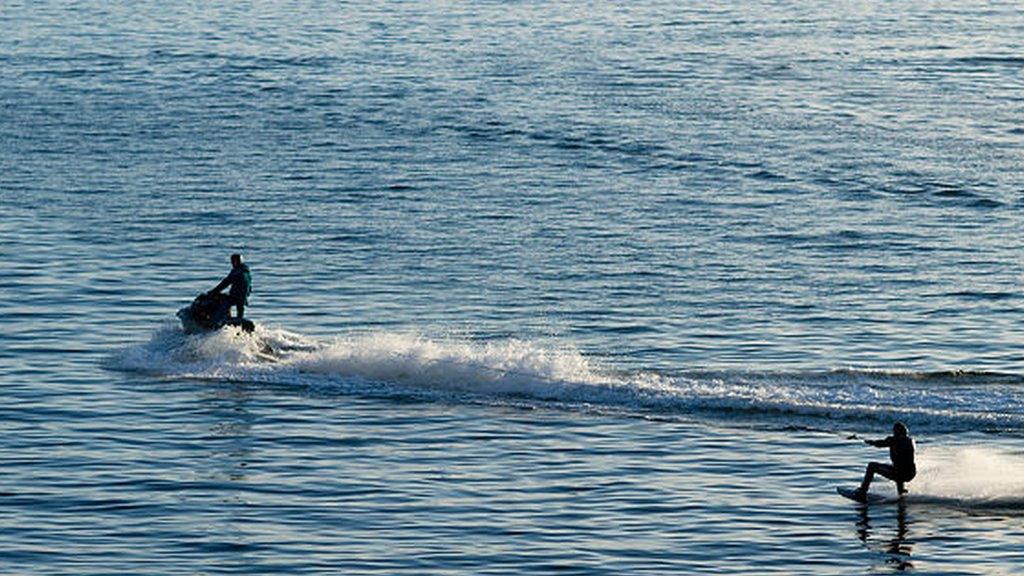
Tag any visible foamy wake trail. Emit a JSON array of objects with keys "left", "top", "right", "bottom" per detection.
[
  {"left": 909, "top": 446, "right": 1024, "bottom": 508},
  {"left": 293, "top": 331, "right": 612, "bottom": 395},
  {"left": 110, "top": 322, "right": 319, "bottom": 376},
  {"left": 110, "top": 324, "right": 1024, "bottom": 433},
  {"left": 109, "top": 324, "right": 674, "bottom": 405}
]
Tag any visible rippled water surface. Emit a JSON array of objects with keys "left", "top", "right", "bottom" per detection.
[{"left": 3, "top": 1, "right": 1024, "bottom": 574}]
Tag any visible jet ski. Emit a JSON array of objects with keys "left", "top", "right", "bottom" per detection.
[{"left": 177, "top": 292, "right": 255, "bottom": 334}]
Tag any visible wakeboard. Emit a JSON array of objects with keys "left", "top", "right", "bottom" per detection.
[{"left": 836, "top": 486, "right": 896, "bottom": 504}]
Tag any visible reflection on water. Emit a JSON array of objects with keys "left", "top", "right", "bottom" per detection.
[
  {"left": 855, "top": 501, "right": 913, "bottom": 572},
  {"left": 199, "top": 385, "right": 257, "bottom": 484}
]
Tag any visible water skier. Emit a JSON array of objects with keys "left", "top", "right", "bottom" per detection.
[{"left": 851, "top": 422, "right": 916, "bottom": 502}]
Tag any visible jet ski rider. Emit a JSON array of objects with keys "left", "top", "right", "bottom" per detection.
[{"left": 208, "top": 253, "right": 252, "bottom": 322}]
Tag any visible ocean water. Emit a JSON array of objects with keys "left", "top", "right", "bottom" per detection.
[{"left": 3, "top": 0, "right": 1024, "bottom": 573}]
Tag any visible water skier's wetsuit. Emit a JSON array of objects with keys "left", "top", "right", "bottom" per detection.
[
  {"left": 860, "top": 432, "right": 916, "bottom": 496},
  {"left": 209, "top": 262, "right": 251, "bottom": 321}
]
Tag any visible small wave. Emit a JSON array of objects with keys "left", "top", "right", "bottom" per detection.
[
  {"left": 828, "top": 367, "right": 1021, "bottom": 385},
  {"left": 109, "top": 327, "right": 1024, "bottom": 434},
  {"left": 951, "top": 55, "right": 1024, "bottom": 69},
  {"left": 944, "top": 290, "right": 1018, "bottom": 303}
]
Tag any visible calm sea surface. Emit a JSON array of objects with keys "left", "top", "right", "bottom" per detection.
[{"left": 3, "top": 1, "right": 1024, "bottom": 573}]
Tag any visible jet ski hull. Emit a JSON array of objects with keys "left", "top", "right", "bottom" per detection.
[{"left": 177, "top": 292, "right": 254, "bottom": 334}]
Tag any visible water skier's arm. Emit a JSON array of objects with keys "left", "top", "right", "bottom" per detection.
[{"left": 863, "top": 437, "right": 892, "bottom": 448}]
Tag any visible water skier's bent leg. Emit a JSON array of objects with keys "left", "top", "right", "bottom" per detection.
[{"left": 860, "top": 462, "right": 895, "bottom": 492}]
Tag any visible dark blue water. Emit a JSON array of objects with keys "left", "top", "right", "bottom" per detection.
[{"left": 3, "top": 1, "right": 1024, "bottom": 573}]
